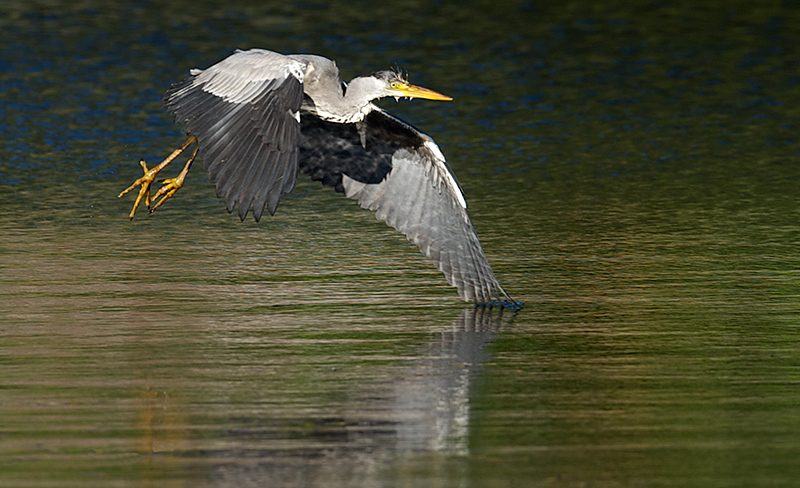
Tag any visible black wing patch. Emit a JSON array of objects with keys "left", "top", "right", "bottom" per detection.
[
  {"left": 164, "top": 75, "right": 303, "bottom": 221},
  {"left": 299, "top": 107, "right": 510, "bottom": 304},
  {"left": 297, "top": 107, "right": 420, "bottom": 191}
]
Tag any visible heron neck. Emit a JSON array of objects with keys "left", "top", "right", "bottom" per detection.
[
  {"left": 304, "top": 75, "right": 380, "bottom": 124},
  {"left": 335, "top": 76, "right": 383, "bottom": 120}
]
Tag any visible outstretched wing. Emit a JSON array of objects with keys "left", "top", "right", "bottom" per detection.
[
  {"left": 163, "top": 49, "right": 305, "bottom": 221},
  {"left": 298, "top": 106, "right": 510, "bottom": 305}
]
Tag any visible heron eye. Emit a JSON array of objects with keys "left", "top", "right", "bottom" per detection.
[{"left": 390, "top": 82, "right": 399, "bottom": 89}]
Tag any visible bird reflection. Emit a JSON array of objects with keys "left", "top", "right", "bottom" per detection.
[
  {"left": 392, "top": 307, "right": 510, "bottom": 455},
  {"left": 204, "top": 307, "right": 516, "bottom": 487}
]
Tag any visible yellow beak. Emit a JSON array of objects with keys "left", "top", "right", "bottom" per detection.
[{"left": 390, "top": 82, "right": 453, "bottom": 101}]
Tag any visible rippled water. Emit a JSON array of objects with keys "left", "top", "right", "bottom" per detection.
[{"left": 3, "top": 1, "right": 800, "bottom": 487}]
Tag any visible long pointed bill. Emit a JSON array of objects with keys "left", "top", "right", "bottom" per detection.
[{"left": 391, "top": 82, "right": 453, "bottom": 101}]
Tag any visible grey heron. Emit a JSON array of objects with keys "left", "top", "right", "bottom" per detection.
[{"left": 119, "top": 49, "right": 518, "bottom": 307}]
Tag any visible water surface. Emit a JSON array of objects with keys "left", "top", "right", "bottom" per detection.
[{"left": 2, "top": 1, "right": 800, "bottom": 487}]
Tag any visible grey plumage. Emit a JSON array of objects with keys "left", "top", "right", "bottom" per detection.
[{"left": 160, "top": 48, "right": 514, "bottom": 305}]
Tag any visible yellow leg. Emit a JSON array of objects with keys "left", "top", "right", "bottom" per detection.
[
  {"left": 118, "top": 136, "right": 198, "bottom": 219},
  {"left": 150, "top": 143, "right": 199, "bottom": 213}
]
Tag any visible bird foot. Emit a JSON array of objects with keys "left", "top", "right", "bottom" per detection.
[
  {"left": 149, "top": 176, "right": 184, "bottom": 213},
  {"left": 117, "top": 159, "right": 158, "bottom": 220},
  {"left": 118, "top": 136, "right": 198, "bottom": 219},
  {"left": 149, "top": 154, "right": 194, "bottom": 214}
]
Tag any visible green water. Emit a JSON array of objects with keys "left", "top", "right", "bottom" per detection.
[{"left": 2, "top": 1, "right": 800, "bottom": 487}]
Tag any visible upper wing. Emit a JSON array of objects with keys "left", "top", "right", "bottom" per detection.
[
  {"left": 298, "top": 106, "right": 510, "bottom": 305},
  {"left": 163, "top": 49, "right": 305, "bottom": 221}
]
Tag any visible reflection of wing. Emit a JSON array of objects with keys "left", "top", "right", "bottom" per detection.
[
  {"left": 163, "top": 49, "right": 305, "bottom": 221},
  {"left": 298, "top": 106, "right": 510, "bottom": 305},
  {"left": 394, "top": 307, "right": 511, "bottom": 453},
  {"left": 208, "top": 308, "right": 514, "bottom": 486}
]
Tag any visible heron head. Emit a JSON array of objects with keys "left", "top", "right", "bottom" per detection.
[{"left": 373, "top": 70, "right": 453, "bottom": 102}]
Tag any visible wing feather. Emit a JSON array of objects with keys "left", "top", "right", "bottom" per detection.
[
  {"left": 163, "top": 49, "right": 305, "bottom": 221},
  {"left": 298, "top": 107, "right": 510, "bottom": 304}
]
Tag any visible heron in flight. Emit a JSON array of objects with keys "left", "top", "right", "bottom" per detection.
[{"left": 119, "top": 49, "right": 517, "bottom": 307}]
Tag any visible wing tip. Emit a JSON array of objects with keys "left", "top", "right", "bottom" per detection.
[{"left": 474, "top": 299, "right": 523, "bottom": 310}]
